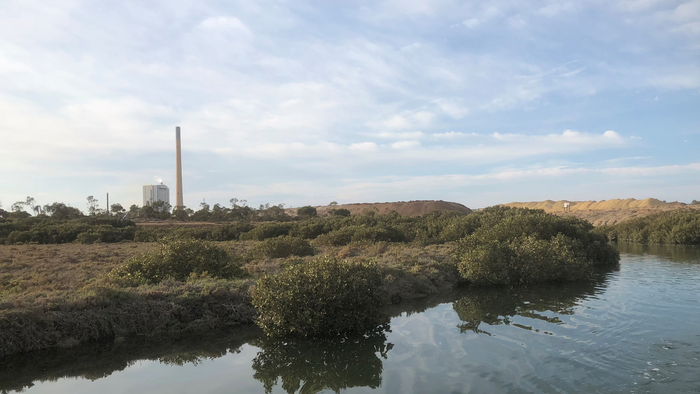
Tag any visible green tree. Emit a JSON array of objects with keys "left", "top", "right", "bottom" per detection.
[
  {"left": 210, "top": 203, "right": 229, "bottom": 221},
  {"left": 111, "top": 203, "right": 125, "bottom": 214},
  {"left": 25, "top": 196, "right": 41, "bottom": 216},
  {"left": 173, "top": 206, "right": 190, "bottom": 221},
  {"left": 151, "top": 200, "right": 172, "bottom": 215},
  {"left": 11, "top": 201, "right": 25, "bottom": 213},
  {"left": 191, "top": 200, "right": 211, "bottom": 221},
  {"left": 43, "top": 202, "right": 83, "bottom": 219},
  {"left": 296, "top": 206, "right": 317, "bottom": 218},
  {"left": 139, "top": 204, "right": 157, "bottom": 219},
  {"left": 86, "top": 196, "right": 99, "bottom": 216}
]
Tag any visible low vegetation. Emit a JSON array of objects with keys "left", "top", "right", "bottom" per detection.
[
  {"left": 252, "top": 257, "right": 387, "bottom": 337},
  {"left": 108, "top": 239, "right": 247, "bottom": 285},
  {"left": 455, "top": 207, "right": 619, "bottom": 286},
  {"left": 0, "top": 206, "right": 622, "bottom": 355},
  {"left": 595, "top": 209, "right": 700, "bottom": 245},
  {"left": 0, "top": 240, "right": 457, "bottom": 356},
  {"left": 250, "top": 236, "right": 314, "bottom": 259}
]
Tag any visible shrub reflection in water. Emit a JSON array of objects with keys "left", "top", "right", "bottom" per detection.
[
  {"left": 251, "top": 332, "right": 393, "bottom": 394},
  {"left": 453, "top": 270, "right": 612, "bottom": 336}
]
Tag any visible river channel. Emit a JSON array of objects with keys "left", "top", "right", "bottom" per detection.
[{"left": 1, "top": 243, "right": 699, "bottom": 393}]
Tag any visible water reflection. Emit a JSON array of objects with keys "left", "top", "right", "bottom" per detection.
[
  {"left": 453, "top": 272, "right": 611, "bottom": 336},
  {"left": 0, "top": 326, "right": 261, "bottom": 394},
  {"left": 251, "top": 333, "right": 393, "bottom": 394},
  {"left": 616, "top": 242, "right": 700, "bottom": 262}
]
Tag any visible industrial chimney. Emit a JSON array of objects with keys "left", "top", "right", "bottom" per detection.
[{"left": 175, "top": 126, "right": 184, "bottom": 208}]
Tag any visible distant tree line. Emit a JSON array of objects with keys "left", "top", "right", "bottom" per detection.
[{"left": 0, "top": 195, "right": 356, "bottom": 224}]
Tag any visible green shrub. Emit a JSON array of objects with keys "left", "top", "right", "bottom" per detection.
[
  {"left": 209, "top": 222, "right": 254, "bottom": 241},
  {"left": 459, "top": 234, "right": 593, "bottom": 286},
  {"left": 252, "top": 236, "right": 314, "bottom": 258},
  {"left": 595, "top": 209, "right": 700, "bottom": 245},
  {"left": 240, "top": 222, "right": 293, "bottom": 241},
  {"left": 329, "top": 208, "right": 351, "bottom": 217},
  {"left": 252, "top": 257, "right": 388, "bottom": 337},
  {"left": 288, "top": 220, "right": 333, "bottom": 239},
  {"left": 314, "top": 225, "right": 406, "bottom": 246},
  {"left": 76, "top": 232, "right": 100, "bottom": 244},
  {"left": 108, "top": 239, "right": 247, "bottom": 285},
  {"left": 0, "top": 218, "right": 136, "bottom": 245},
  {"left": 455, "top": 207, "right": 619, "bottom": 286},
  {"left": 314, "top": 228, "right": 355, "bottom": 246}
]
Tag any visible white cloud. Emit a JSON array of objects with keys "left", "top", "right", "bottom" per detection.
[
  {"left": 463, "top": 18, "right": 480, "bottom": 28},
  {"left": 379, "top": 111, "right": 434, "bottom": 130},
  {"left": 349, "top": 142, "right": 378, "bottom": 152},
  {"left": 618, "top": 0, "right": 668, "bottom": 12},
  {"left": 391, "top": 140, "right": 421, "bottom": 149},
  {"left": 538, "top": 2, "right": 579, "bottom": 17},
  {"left": 399, "top": 42, "right": 422, "bottom": 52},
  {"left": 221, "top": 162, "right": 700, "bottom": 208},
  {"left": 491, "top": 130, "right": 626, "bottom": 146},
  {"left": 649, "top": 67, "right": 700, "bottom": 89},
  {"left": 436, "top": 98, "right": 470, "bottom": 119},
  {"left": 375, "top": 131, "right": 424, "bottom": 139},
  {"left": 1, "top": 0, "right": 699, "bottom": 208},
  {"left": 199, "top": 16, "right": 252, "bottom": 35},
  {"left": 382, "top": 115, "right": 412, "bottom": 130},
  {"left": 432, "top": 131, "right": 479, "bottom": 139}
]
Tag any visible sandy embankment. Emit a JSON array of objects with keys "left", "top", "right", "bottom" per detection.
[{"left": 504, "top": 198, "right": 697, "bottom": 226}]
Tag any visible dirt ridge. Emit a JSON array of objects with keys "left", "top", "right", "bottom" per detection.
[{"left": 503, "top": 198, "right": 697, "bottom": 226}]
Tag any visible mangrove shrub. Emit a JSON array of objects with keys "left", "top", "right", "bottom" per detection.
[
  {"left": 108, "top": 239, "right": 246, "bottom": 284},
  {"left": 252, "top": 235, "right": 314, "bottom": 258},
  {"left": 595, "top": 209, "right": 700, "bottom": 245},
  {"left": 252, "top": 257, "right": 387, "bottom": 337},
  {"left": 455, "top": 207, "right": 619, "bottom": 286}
]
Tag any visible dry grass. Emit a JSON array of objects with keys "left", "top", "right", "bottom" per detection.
[
  {"left": 0, "top": 241, "right": 458, "bottom": 304},
  {"left": 0, "top": 243, "right": 156, "bottom": 308},
  {"left": 0, "top": 240, "right": 461, "bottom": 356}
]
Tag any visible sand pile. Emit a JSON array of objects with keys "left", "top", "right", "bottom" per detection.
[
  {"left": 288, "top": 200, "right": 472, "bottom": 217},
  {"left": 505, "top": 198, "right": 669, "bottom": 212}
]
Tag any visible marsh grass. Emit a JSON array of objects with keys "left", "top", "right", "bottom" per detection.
[
  {"left": 0, "top": 240, "right": 460, "bottom": 355},
  {"left": 0, "top": 207, "right": 620, "bottom": 354}
]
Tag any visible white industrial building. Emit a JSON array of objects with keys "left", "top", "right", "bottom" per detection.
[{"left": 143, "top": 184, "right": 170, "bottom": 207}]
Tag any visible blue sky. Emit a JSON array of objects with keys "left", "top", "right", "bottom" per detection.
[{"left": 0, "top": 0, "right": 699, "bottom": 212}]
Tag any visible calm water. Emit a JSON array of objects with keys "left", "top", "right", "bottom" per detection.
[{"left": 2, "top": 244, "right": 699, "bottom": 394}]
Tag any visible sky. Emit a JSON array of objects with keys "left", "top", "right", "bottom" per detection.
[{"left": 0, "top": 0, "right": 699, "bottom": 212}]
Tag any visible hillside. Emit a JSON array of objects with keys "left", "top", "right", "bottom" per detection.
[
  {"left": 288, "top": 200, "right": 472, "bottom": 217},
  {"left": 503, "top": 198, "right": 697, "bottom": 226}
]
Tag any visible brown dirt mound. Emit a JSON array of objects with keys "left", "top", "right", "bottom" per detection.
[{"left": 288, "top": 200, "right": 472, "bottom": 217}]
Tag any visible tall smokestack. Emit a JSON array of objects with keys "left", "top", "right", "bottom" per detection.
[{"left": 175, "top": 126, "right": 184, "bottom": 208}]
